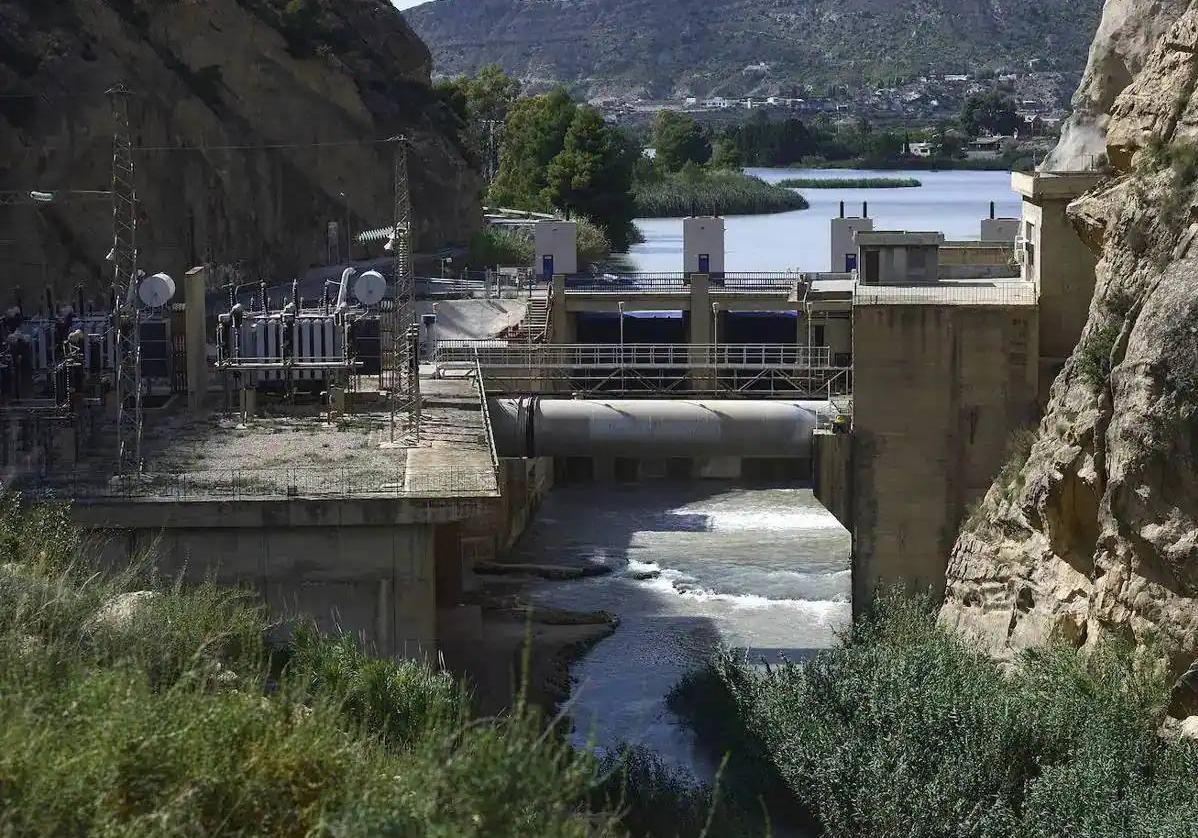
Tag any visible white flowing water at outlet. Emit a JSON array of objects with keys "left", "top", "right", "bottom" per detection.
[{"left": 511, "top": 484, "right": 852, "bottom": 781}]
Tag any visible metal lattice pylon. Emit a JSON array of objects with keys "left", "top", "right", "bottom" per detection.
[
  {"left": 108, "top": 84, "right": 142, "bottom": 475},
  {"left": 382, "top": 136, "right": 420, "bottom": 443}
]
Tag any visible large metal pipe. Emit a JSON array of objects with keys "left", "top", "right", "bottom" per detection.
[{"left": 490, "top": 398, "right": 829, "bottom": 459}]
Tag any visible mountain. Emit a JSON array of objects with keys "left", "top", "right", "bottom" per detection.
[
  {"left": 0, "top": 0, "right": 481, "bottom": 299},
  {"left": 405, "top": 0, "right": 1104, "bottom": 99}
]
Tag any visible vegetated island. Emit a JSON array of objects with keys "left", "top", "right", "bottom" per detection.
[
  {"left": 634, "top": 171, "right": 809, "bottom": 218},
  {"left": 778, "top": 177, "right": 922, "bottom": 189}
]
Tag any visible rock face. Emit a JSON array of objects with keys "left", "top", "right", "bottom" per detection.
[
  {"left": 1045, "top": 0, "right": 1189, "bottom": 170},
  {"left": 942, "top": 1, "right": 1198, "bottom": 684},
  {"left": 0, "top": 0, "right": 481, "bottom": 300}
]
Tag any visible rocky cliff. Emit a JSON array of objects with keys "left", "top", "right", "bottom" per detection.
[
  {"left": 942, "top": 0, "right": 1198, "bottom": 693},
  {"left": 0, "top": 0, "right": 481, "bottom": 300},
  {"left": 1045, "top": 0, "right": 1189, "bottom": 170}
]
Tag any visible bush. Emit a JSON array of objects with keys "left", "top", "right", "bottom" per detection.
[
  {"left": 634, "top": 171, "right": 809, "bottom": 218},
  {"left": 469, "top": 227, "right": 534, "bottom": 268},
  {"left": 671, "top": 592, "right": 1198, "bottom": 838}
]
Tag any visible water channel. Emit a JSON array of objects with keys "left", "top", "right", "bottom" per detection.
[
  {"left": 512, "top": 169, "right": 1019, "bottom": 784},
  {"left": 514, "top": 484, "right": 851, "bottom": 775}
]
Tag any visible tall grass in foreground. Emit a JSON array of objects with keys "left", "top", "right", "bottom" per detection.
[
  {"left": 0, "top": 499, "right": 632, "bottom": 836},
  {"left": 635, "top": 171, "right": 809, "bottom": 218},
  {"left": 777, "top": 177, "right": 921, "bottom": 189},
  {"left": 670, "top": 592, "right": 1198, "bottom": 838}
]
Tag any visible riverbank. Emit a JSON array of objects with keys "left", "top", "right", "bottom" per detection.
[
  {"left": 634, "top": 170, "right": 809, "bottom": 217},
  {"left": 801, "top": 157, "right": 1024, "bottom": 172}
]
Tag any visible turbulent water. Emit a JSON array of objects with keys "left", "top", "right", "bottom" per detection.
[
  {"left": 512, "top": 484, "right": 851, "bottom": 778},
  {"left": 628, "top": 167, "right": 1022, "bottom": 273}
]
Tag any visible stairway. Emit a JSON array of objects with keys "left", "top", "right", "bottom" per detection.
[{"left": 500, "top": 290, "right": 550, "bottom": 344}]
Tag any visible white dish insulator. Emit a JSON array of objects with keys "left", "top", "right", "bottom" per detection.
[
  {"left": 138, "top": 272, "right": 177, "bottom": 307},
  {"left": 354, "top": 270, "right": 387, "bottom": 306}
]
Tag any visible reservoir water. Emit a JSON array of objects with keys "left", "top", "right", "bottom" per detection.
[
  {"left": 627, "top": 167, "right": 1021, "bottom": 273},
  {"left": 514, "top": 484, "right": 851, "bottom": 777}
]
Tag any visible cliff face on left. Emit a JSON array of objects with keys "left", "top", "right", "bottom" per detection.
[{"left": 0, "top": 0, "right": 482, "bottom": 298}]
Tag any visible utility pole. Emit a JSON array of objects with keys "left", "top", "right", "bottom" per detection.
[
  {"left": 383, "top": 136, "right": 420, "bottom": 444},
  {"left": 108, "top": 84, "right": 143, "bottom": 476}
]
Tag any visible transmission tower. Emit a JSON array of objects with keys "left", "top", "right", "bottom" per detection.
[
  {"left": 382, "top": 136, "right": 420, "bottom": 443},
  {"left": 108, "top": 84, "right": 143, "bottom": 475}
]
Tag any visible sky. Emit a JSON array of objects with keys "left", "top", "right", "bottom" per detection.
[{"left": 392, "top": 0, "right": 431, "bottom": 9}]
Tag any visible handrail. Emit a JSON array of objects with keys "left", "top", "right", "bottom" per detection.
[
  {"left": 435, "top": 342, "right": 839, "bottom": 370},
  {"left": 473, "top": 347, "right": 502, "bottom": 477}
]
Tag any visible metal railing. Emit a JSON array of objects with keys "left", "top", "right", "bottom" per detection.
[
  {"left": 434, "top": 341, "right": 851, "bottom": 399},
  {"left": 561, "top": 273, "right": 805, "bottom": 294},
  {"left": 854, "top": 283, "right": 1036, "bottom": 306},
  {"left": 564, "top": 274, "right": 688, "bottom": 292},
  {"left": 435, "top": 342, "right": 834, "bottom": 369},
  {"left": 472, "top": 349, "right": 502, "bottom": 477},
  {"left": 17, "top": 465, "right": 500, "bottom": 501}
]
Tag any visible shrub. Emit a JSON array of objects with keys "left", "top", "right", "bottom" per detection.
[
  {"left": 469, "top": 227, "right": 534, "bottom": 268},
  {"left": 670, "top": 591, "right": 1198, "bottom": 838}
]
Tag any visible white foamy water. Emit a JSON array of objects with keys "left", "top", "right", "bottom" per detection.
[{"left": 511, "top": 484, "right": 851, "bottom": 780}]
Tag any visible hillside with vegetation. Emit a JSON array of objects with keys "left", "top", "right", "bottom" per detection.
[{"left": 407, "top": 0, "right": 1103, "bottom": 99}]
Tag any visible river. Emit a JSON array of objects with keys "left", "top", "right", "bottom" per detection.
[
  {"left": 627, "top": 167, "right": 1022, "bottom": 272},
  {"left": 512, "top": 169, "right": 1010, "bottom": 786},
  {"left": 513, "top": 484, "right": 851, "bottom": 778}
]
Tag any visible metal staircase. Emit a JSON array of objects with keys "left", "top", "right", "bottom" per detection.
[{"left": 500, "top": 288, "right": 551, "bottom": 344}]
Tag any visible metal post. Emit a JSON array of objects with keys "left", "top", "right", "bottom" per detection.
[
  {"left": 383, "top": 136, "right": 420, "bottom": 445},
  {"left": 618, "top": 300, "right": 625, "bottom": 394}
]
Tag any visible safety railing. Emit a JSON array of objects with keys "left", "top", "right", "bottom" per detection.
[
  {"left": 472, "top": 349, "right": 502, "bottom": 477},
  {"left": 434, "top": 342, "right": 835, "bottom": 370},
  {"left": 854, "top": 283, "right": 1036, "bottom": 306},
  {"left": 17, "top": 465, "right": 501, "bottom": 501},
  {"left": 564, "top": 273, "right": 688, "bottom": 292}
]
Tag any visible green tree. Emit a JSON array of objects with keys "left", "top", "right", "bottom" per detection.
[
  {"left": 651, "top": 110, "right": 711, "bottom": 172},
  {"left": 961, "top": 91, "right": 1021, "bottom": 138},
  {"left": 709, "top": 138, "right": 744, "bottom": 171},
  {"left": 437, "top": 65, "right": 522, "bottom": 181},
  {"left": 489, "top": 88, "right": 577, "bottom": 211},
  {"left": 544, "top": 107, "right": 638, "bottom": 249}
]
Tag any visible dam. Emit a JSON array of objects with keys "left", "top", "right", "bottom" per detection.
[{"left": 0, "top": 170, "right": 1101, "bottom": 760}]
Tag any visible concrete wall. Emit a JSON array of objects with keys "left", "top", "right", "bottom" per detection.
[
  {"left": 72, "top": 497, "right": 493, "bottom": 661},
  {"left": 850, "top": 302, "right": 1039, "bottom": 613},
  {"left": 939, "top": 242, "right": 1017, "bottom": 280},
  {"left": 555, "top": 455, "right": 809, "bottom": 483},
  {"left": 831, "top": 217, "right": 873, "bottom": 272},
  {"left": 981, "top": 218, "right": 1020, "bottom": 242},
  {"left": 812, "top": 429, "right": 852, "bottom": 529},
  {"left": 535, "top": 222, "right": 578, "bottom": 277},
  {"left": 683, "top": 217, "right": 725, "bottom": 274}
]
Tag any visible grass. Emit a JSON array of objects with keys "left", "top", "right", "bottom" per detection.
[
  {"left": 634, "top": 171, "right": 809, "bottom": 218},
  {"left": 669, "top": 591, "right": 1198, "bottom": 838},
  {"left": 777, "top": 177, "right": 921, "bottom": 189},
  {"left": 0, "top": 498, "right": 643, "bottom": 836}
]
